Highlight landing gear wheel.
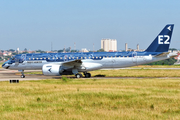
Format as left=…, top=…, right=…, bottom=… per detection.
left=21, top=75, right=25, bottom=78
left=20, top=70, right=25, bottom=78
left=76, top=73, right=82, bottom=78
left=85, top=73, right=91, bottom=78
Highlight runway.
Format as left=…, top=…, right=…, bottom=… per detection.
left=1, top=68, right=180, bottom=82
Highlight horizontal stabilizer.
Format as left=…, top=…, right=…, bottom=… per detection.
left=155, top=52, right=170, bottom=57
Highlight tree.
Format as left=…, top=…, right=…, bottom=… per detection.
left=147, top=58, right=177, bottom=65
left=36, top=50, right=46, bottom=53
left=97, top=49, right=105, bottom=52
left=24, top=48, right=28, bottom=52
left=58, top=50, right=63, bottom=53
left=169, top=48, right=177, bottom=51
left=9, top=49, right=15, bottom=52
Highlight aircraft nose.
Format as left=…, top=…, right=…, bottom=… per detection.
left=2, top=63, right=6, bottom=67
left=2, top=63, right=9, bottom=69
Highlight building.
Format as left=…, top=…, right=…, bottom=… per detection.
left=101, top=39, right=117, bottom=52
left=80, top=48, right=89, bottom=52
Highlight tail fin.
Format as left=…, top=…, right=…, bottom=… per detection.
left=145, top=24, right=174, bottom=52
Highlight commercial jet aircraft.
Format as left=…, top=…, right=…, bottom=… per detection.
left=2, top=24, right=177, bottom=78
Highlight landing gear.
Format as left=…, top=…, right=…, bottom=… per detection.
left=84, top=72, right=91, bottom=78
left=73, top=69, right=91, bottom=78
left=76, top=73, right=82, bottom=78
left=19, top=70, right=25, bottom=78
left=21, top=75, right=25, bottom=78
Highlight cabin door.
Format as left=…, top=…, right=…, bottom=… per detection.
left=132, top=52, right=137, bottom=64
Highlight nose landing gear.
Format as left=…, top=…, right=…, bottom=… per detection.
left=19, top=70, right=25, bottom=78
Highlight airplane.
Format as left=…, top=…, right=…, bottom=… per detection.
left=2, top=24, right=177, bottom=78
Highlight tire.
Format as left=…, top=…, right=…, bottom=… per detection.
left=85, top=73, right=91, bottom=78
left=76, top=74, right=82, bottom=78
left=21, top=75, right=25, bottom=78
left=88, top=73, right=91, bottom=78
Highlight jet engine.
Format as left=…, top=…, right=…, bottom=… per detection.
left=42, top=64, right=63, bottom=76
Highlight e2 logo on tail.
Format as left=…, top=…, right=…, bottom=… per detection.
left=158, top=35, right=170, bottom=44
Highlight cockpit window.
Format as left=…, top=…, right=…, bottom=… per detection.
left=11, top=56, right=15, bottom=60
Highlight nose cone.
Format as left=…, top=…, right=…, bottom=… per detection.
left=2, top=63, right=6, bottom=67
left=2, top=62, right=9, bottom=69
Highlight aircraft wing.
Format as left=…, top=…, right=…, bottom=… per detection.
left=62, top=59, right=82, bottom=66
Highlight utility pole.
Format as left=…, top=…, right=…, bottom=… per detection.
left=93, top=43, right=95, bottom=52
left=74, top=42, right=76, bottom=52
left=51, top=42, right=53, bottom=52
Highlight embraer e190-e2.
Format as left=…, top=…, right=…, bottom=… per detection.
left=2, top=24, right=177, bottom=78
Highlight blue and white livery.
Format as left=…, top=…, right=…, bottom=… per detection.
left=2, top=24, right=176, bottom=78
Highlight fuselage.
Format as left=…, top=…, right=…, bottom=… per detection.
left=2, top=24, right=175, bottom=78
left=2, top=51, right=170, bottom=71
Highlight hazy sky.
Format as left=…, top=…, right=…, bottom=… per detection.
left=0, top=0, right=180, bottom=51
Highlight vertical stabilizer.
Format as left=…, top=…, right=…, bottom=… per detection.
left=145, top=24, right=174, bottom=52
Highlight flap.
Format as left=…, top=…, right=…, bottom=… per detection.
left=62, top=59, right=82, bottom=66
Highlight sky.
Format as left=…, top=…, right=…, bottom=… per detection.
left=0, top=0, right=180, bottom=51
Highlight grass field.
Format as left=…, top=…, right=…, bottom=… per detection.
left=0, top=62, right=3, bottom=68
left=23, top=68, right=180, bottom=78
left=1, top=77, right=180, bottom=120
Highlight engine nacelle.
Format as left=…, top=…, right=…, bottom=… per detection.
left=42, top=64, right=62, bottom=76
left=80, top=63, right=102, bottom=71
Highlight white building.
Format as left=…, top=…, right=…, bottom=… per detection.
left=81, top=48, right=89, bottom=52
left=101, top=39, right=117, bottom=52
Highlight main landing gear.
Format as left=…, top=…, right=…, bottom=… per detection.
left=76, top=73, right=83, bottom=78
left=19, top=70, right=25, bottom=78
left=84, top=72, right=91, bottom=78
left=75, top=72, right=91, bottom=78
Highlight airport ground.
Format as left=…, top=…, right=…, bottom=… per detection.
left=1, top=66, right=180, bottom=119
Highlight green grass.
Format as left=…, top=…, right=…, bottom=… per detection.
left=1, top=78, right=180, bottom=119
left=90, top=69, right=180, bottom=77
left=22, top=67, right=180, bottom=78
left=0, top=62, right=3, bottom=68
